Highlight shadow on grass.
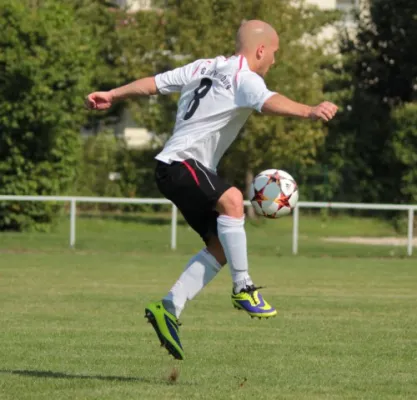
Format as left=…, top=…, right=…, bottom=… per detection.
left=0, top=369, right=191, bottom=385
left=78, top=213, right=188, bottom=227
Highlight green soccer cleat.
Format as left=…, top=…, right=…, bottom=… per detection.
left=231, top=285, right=277, bottom=319
left=144, top=301, right=184, bottom=360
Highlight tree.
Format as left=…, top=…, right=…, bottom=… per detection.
left=73, top=0, right=167, bottom=133
left=390, top=103, right=417, bottom=204
left=322, top=0, right=417, bottom=204
left=75, top=132, right=123, bottom=200
left=307, top=36, right=358, bottom=202
left=0, top=0, right=96, bottom=230
left=71, top=0, right=167, bottom=202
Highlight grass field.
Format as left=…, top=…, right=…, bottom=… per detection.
left=1, top=213, right=416, bottom=399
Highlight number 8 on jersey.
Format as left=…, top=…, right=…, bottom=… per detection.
left=184, top=78, right=213, bottom=120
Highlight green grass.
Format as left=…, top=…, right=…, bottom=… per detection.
left=0, top=214, right=416, bottom=399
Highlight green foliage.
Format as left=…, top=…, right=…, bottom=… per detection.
left=304, top=40, right=358, bottom=202
left=74, top=0, right=167, bottom=133
left=0, top=0, right=95, bottom=230
left=116, top=147, right=161, bottom=200
left=390, top=103, right=417, bottom=203
left=75, top=133, right=123, bottom=200
left=321, top=0, right=417, bottom=204
left=355, top=0, right=417, bottom=105
left=74, top=134, right=161, bottom=211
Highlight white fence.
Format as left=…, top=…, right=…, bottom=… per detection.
left=0, top=195, right=415, bottom=256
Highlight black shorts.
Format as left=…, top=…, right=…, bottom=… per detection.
left=155, top=159, right=232, bottom=244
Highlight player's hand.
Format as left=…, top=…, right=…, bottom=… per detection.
left=309, top=101, right=338, bottom=122
left=85, top=91, right=114, bottom=110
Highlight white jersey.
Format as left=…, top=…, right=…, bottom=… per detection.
left=154, top=55, right=276, bottom=171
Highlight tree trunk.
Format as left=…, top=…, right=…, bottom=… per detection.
left=245, top=168, right=256, bottom=219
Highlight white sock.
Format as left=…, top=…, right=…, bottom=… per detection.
left=217, top=215, right=253, bottom=293
left=163, top=249, right=222, bottom=318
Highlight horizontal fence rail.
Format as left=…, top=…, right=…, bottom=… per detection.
left=0, top=196, right=415, bottom=255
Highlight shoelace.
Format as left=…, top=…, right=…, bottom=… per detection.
left=241, top=284, right=265, bottom=294
left=241, top=285, right=266, bottom=303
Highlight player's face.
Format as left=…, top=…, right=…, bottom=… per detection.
left=257, top=36, right=279, bottom=77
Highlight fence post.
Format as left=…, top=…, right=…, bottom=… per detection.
left=171, top=204, right=177, bottom=250
left=407, top=208, right=414, bottom=256
left=292, top=204, right=299, bottom=255
left=70, top=199, right=76, bottom=248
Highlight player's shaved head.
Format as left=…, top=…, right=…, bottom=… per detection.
left=236, top=20, right=278, bottom=53
left=235, top=20, right=279, bottom=77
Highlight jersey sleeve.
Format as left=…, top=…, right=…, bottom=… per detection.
left=236, top=71, right=276, bottom=112
left=154, top=59, right=205, bottom=94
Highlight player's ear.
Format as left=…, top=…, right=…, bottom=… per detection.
left=256, top=45, right=265, bottom=60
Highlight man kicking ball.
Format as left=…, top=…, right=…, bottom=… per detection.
left=86, top=20, right=338, bottom=360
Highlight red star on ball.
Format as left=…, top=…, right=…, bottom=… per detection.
left=267, top=171, right=281, bottom=185
left=274, top=193, right=291, bottom=210
left=251, top=187, right=268, bottom=208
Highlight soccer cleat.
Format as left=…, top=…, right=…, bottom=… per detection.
left=231, top=285, right=277, bottom=318
left=144, top=301, right=184, bottom=361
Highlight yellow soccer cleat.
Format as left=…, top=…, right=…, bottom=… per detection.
left=144, top=301, right=184, bottom=360
left=231, top=285, right=277, bottom=319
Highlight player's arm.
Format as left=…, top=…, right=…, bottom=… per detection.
left=86, top=77, right=158, bottom=110
left=86, top=59, right=203, bottom=111
left=262, top=94, right=338, bottom=122
left=110, top=77, right=158, bottom=100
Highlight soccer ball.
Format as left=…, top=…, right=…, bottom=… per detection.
left=249, top=169, right=299, bottom=218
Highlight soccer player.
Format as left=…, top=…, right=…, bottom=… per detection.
left=86, top=20, right=338, bottom=360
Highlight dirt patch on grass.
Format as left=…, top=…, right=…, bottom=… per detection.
left=322, top=237, right=417, bottom=246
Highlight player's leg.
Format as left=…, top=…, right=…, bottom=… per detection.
left=159, top=160, right=276, bottom=319
left=145, top=161, right=226, bottom=360
left=216, top=187, right=277, bottom=318
left=216, top=188, right=252, bottom=291
left=162, top=240, right=225, bottom=318
left=145, top=161, right=189, bottom=360
left=146, top=235, right=225, bottom=360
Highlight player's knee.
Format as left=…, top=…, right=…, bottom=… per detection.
left=216, top=187, right=244, bottom=217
